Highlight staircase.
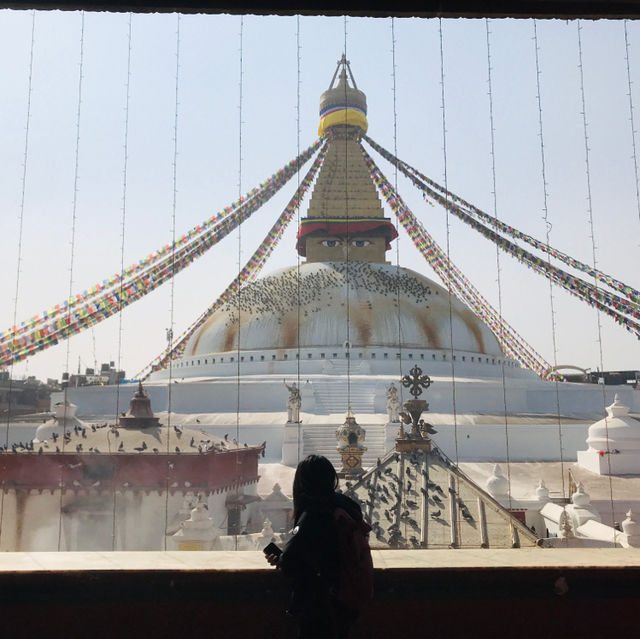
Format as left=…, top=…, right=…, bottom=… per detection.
left=311, top=377, right=377, bottom=414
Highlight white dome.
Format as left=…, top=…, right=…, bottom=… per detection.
left=186, top=262, right=503, bottom=357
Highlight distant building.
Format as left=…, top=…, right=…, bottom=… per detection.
left=0, top=370, right=55, bottom=416
left=0, top=383, right=264, bottom=551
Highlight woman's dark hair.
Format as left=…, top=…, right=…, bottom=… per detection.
left=292, top=455, right=339, bottom=524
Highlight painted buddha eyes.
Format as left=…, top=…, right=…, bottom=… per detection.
left=320, top=239, right=371, bottom=248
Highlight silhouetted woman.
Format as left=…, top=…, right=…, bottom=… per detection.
left=265, top=455, right=364, bottom=639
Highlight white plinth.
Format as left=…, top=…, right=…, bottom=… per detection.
left=386, top=421, right=401, bottom=450
left=281, top=422, right=303, bottom=467
left=577, top=449, right=640, bottom=476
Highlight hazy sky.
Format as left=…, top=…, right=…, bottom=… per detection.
left=1, top=10, right=639, bottom=382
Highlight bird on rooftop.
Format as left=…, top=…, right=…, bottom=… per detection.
left=118, top=441, right=124, bottom=452
left=175, top=447, right=180, bottom=453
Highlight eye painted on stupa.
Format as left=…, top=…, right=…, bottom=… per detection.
left=321, top=239, right=343, bottom=248
left=351, top=239, right=371, bottom=248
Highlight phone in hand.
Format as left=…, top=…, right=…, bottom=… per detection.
left=263, top=542, right=282, bottom=557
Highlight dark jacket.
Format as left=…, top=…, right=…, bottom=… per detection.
left=279, top=492, right=363, bottom=619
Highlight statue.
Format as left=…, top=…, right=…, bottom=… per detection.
left=386, top=382, right=400, bottom=423
left=284, top=380, right=302, bottom=423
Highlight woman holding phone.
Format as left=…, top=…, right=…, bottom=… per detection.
left=264, top=455, right=367, bottom=639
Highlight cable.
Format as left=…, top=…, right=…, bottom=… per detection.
left=58, top=10, right=85, bottom=551
left=391, top=17, right=403, bottom=407
left=295, top=14, right=302, bottom=464
left=533, top=20, right=566, bottom=509
left=235, top=14, right=244, bottom=545
left=343, top=18, right=352, bottom=415
left=164, top=12, right=181, bottom=550
left=438, top=18, right=460, bottom=478
left=576, top=20, right=615, bottom=537
left=486, top=18, right=513, bottom=514
left=624, top=20, right=640, bottom=235
left=0, top=9, right=36, bottom=547
left=110, top=11, right=133, bottom=552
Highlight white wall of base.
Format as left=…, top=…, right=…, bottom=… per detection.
left=577, top=449, right=640, bottom=475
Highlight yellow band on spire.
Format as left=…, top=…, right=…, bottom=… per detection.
left=318, top=108, right=368, bottom=136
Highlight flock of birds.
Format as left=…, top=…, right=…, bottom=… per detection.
left=345, top=448, right=476, bottom=549
left=211, top=261, right=437, bottom=336
left=2, top=420, right=257, bottom=457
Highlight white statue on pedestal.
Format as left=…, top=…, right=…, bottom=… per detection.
left=386, top=383, right=400, bottom=423
left=284, top=380, right=302, bottom=423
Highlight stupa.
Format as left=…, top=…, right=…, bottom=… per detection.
left=59, top=57, right=638, bottom=467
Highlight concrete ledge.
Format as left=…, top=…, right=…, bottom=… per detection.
left=0, top=550, right=638, bottom=638
left=2, top=548, right=640, bottom=572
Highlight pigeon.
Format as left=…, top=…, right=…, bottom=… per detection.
left=461, top=509, right=474, bottom=522
left=430, top=510, right=442, bottom=519
left=118, top=441, right=124, bottom=452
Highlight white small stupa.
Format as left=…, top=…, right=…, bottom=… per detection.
left=172, top=500, right=217, bottom=550
left=621, top=510, right=640, bottom=548
left=33, top=400, right=86, bottom=444
left=577, top=394, right=640, bottom=475
left=485, top=464, right=510, bottom=503
left=564, top=482, right=601, bottom=529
